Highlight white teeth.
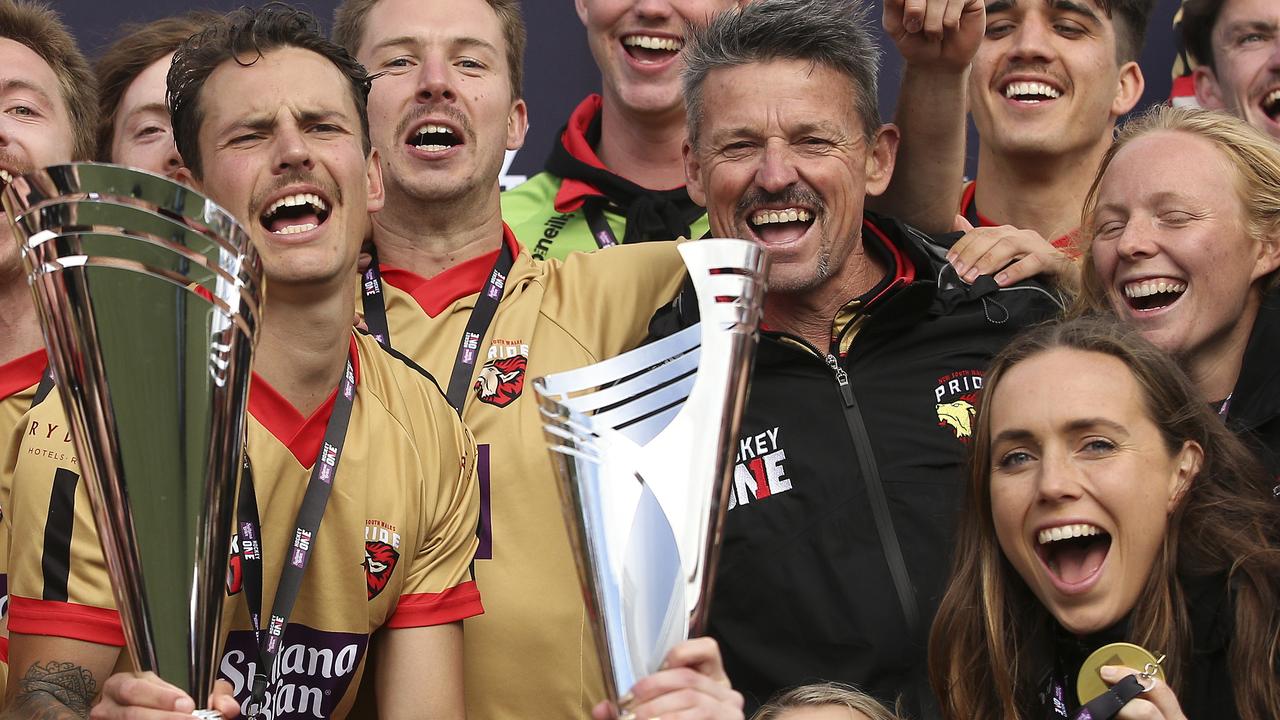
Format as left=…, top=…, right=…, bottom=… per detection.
left=750, top=207, right=813, bottom=226
left=1003, top=81, right=1061, bottom=101
left=0, top=168, right=12, bottom=185
left=622, top=34, right=683, bottom=51
left=1037, top=523, right=1105, bottom=545
left=1265, top=89, right=1280, bottom=108
left=420, top=145, right=450, bottom=152
left=1123, top=280, right=1187, bottom=298
left=263, top=193, right=329, bottom=220
left=415, top=123, right=454, bottom=136
left=273, top=223, right=318, bottom=235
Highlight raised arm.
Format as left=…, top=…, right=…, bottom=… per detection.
left=871, top=0, right=985, bottom=234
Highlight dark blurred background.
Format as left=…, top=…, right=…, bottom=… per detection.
left=55, top=0, right=1186, bottom=181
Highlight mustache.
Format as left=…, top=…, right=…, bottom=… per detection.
left=994, top=62, right=1069, bottom=90
left=736, top=186, right=824, bottom=217
left=395, top=104, right=473, bottom=143
left=248, top=169, right=343, bottom=220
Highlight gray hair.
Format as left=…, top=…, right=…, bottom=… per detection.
left=751, top=682, right=904, bottom=720
left=681, top=0, right=882, bottom=148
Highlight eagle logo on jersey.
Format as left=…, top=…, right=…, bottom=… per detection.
left=365, top=541, right=400, bottom=600
left=934, top=370, right=984, bottom=443
left=474, top=354, right=527, bottom=407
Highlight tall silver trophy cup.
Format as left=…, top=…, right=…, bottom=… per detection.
left=3, top=163, right=261, bottom=717
left=535, top=239, right=767, bottom=713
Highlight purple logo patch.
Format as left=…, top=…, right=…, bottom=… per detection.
left=220, top=624, right=368, bottom=720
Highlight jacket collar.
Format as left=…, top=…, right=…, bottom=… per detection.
left=1226, top=292, right=1280, bottom=431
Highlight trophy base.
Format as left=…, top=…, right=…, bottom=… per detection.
left=192, top=711, right=223, bottom=719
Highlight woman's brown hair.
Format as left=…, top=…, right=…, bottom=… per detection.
left=928, top=317, right=1280, bottom=720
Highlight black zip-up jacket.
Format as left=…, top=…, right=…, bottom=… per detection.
left=1225, top=291, right=1280, bottom=497
left=649, top=212, right=1064, bottom=718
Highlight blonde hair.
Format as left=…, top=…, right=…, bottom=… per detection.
left=1076, top=105, right=1280, bottom=316
left=752, top=682, right=903, bottom=720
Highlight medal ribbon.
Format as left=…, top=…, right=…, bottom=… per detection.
left=235, top=354, right=357, bottom=714
left=360, top=240, right=515, bottom=414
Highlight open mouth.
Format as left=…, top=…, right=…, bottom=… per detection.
left=408, top=122, right=463, bottom=153
left=621, top=34, right=683, bottom=64
left=259, top=192, right=331, bottom=236
left=1123, top=278, right=1186, bottom=312
left=1036, top=523, right=1111, bottom=588
left=1259, top=88, right=1280, bottom=123
left=749, top=206, right=815, bottom=245
left=1002, top=80, right=1062, bottom=105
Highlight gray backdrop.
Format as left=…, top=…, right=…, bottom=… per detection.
left=56, top=0, right=1185, bottom=180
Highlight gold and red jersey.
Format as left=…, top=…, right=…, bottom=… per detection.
left=4, top=333, right=480, bottom=719
left=367, top=225, right=686, bottom=718
left=0, top=348, right=48, bottom=693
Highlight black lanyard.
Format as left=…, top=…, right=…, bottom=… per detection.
left=582, top=198, right=619, bottom=250
left=31, top=365, right=55, bottom=409
left=360, top=240, right=515, bottom=413
left=1043, top=667, right=1146, bottom=719
left=235, top=355, right=357, bottom=711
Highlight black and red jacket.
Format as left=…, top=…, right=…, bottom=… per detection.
left=650, top=212, right=1063, bottom=717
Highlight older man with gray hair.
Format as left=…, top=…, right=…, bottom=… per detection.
left=647, top=0, right=1061, bottom=715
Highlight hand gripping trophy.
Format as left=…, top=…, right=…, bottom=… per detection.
left=535, top=239, right=767, bottom=717
left=3, top=163, right=261, bottom=718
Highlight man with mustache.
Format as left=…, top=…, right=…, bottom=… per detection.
left=0, top=0, right=96, bottom=701
left=935, top=0, right=1154, bottom=288
left=332, top=0, right=727, bottom=717
left=654, top=0, right=1063, bottom=714
left=502, top=0, right=986, bottom=261
left=4, top=7, right=483, bottom=718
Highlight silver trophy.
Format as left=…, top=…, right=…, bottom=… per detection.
left=3, top=163, right=261, bottom=718
left=535, top=239, right=767, bottom=712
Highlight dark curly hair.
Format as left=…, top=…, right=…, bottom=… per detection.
left=167, top=3, right=372, bottom=178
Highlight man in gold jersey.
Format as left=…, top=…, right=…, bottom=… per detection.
left=329, top=1, right=733, bottom=717
left=0, top=0, right=97, bottom=701
left=4, top=8, right=482, bottom=718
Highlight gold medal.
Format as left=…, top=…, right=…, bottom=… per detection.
left=1077, top=642, right=1166, bottom=705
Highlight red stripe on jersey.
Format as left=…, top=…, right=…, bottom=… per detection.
left=249, top=335, right=360, bottom=467
left=0, top=349, right=46, bottom=400
left=386, top=581, right=484, bottom=628
left=379, top=225, right=522, bottom=317
left=0, top=635, right=8, bottom=662
left=9, top=595, right=125, bottom=646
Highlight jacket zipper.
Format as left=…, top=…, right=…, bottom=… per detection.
left=822, top=350, right=920, bottom=638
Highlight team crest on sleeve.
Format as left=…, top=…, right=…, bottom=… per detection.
left=365, top=520, right=401, bottom=600
left=474, top=340, right=530, bottom=408
left=934, top=370, right=984, bottom=442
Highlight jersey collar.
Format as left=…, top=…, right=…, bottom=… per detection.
left=378, top=224, right=521, bottom=318
left=0, top=349, right=47, bottom=401
left=249, top=334, right=360, bottom=467
left=961, top=180, right=1081, bottom=256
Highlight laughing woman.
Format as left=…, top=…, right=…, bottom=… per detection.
left=928, top=318, right=1280, bottom=720
left=1074, top=105, right=1280, bottom=485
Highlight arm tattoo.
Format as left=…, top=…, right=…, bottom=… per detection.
left=9, top=660, right=97, bottom=719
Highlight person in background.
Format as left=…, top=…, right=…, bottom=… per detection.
left=1181, top=0, right=1280, bottom=142
left=93, top=11, right=219, bottom=176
